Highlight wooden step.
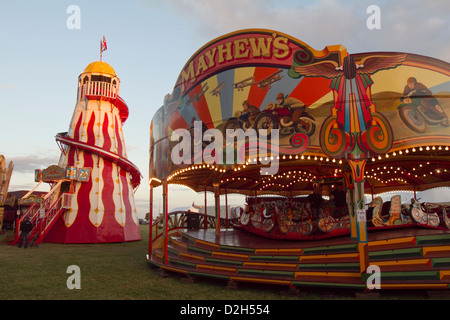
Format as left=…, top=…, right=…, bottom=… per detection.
left=423, top=246, right=450, bottom=257
left=301, top=243, right=358, bottom=255
left=297, top=262, right=361, bottom=272
left=378, top=283, right=448, bottom=290
left=368, top=236, right=416, bottom=251
left=369, top=247, right=423, bottom=260
left=415, top=234, right=450, bottom=246
left=299, top=252, right=360, bottom=263
left=369, top=258, right=432, bottom=272
left=431, top=257, right=450, bottom=268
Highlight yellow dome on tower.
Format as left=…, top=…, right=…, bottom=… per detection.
left=82, top=61, right=116, bottom=76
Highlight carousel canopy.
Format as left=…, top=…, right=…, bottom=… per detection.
left=149, top=29, right=450, bottom=197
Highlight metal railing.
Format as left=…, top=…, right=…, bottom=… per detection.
left=14, top=192, right=72, bottom=245
left=78, top=81, right=118, bottom=101
left=150, top=210, right=239, bottom=243
left=35, top=194, right=70, bottom=245
left=15, top=194, right=53, bottom=242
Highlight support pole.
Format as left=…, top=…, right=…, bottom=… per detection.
left=225, top=188, right=228, bottom=228
left=343, top=167, right=357, bottom=240
left=348, top=159, right=368, bottom=243
left=149, top=183, right=153, bottom=257
left=162, top=179, right=168, bottom=264
left=213, top=183, right=220, bottom=238
left=204, top=185, right=208, bottom=229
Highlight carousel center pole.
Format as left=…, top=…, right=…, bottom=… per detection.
left=348, top=159, right=368, bottom=243
left=348, top=158, right=370, bottom=273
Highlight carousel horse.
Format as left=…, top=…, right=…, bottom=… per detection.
left=388, top=195, right=412, bottom=225
left=233, top=206, right=244, bottom=219
left=372, top=195, right=412, bottom=227
left=443, top=207, right=450, bottom=229
left=371, top=197, right=386, bottom=227
left=411, top=198, right=440, bottom=227
left=250, top=210, right=262, bottom=229
left=240, top=205, right=251, bottom=226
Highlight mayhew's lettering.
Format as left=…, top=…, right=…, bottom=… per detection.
left=177, top=33, right=291, bottom=93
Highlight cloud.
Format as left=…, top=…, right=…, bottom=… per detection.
left=164, top=0, right=358, bottom=45
left=9, top=153, right=60, bottom=173
left=0, top=83, right=18, bottom=90
left=8, top=180, right=42, bottom=192
left=366, top=0, right=450, bottom=61
left=163, top=0, right=450, bottom=62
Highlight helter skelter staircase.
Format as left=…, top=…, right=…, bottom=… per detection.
left=13, top=180, right=73, bottom=247
left=148, top=224, right=450, bottom=295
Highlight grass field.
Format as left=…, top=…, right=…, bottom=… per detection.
left=1, top=225, right=441, bottom=302
left=0, top=225, right=318, bottom=300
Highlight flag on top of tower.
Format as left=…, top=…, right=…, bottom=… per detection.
left=100, top=36, right=107, bottom=61
left=101, top=36, right=107, bottom=53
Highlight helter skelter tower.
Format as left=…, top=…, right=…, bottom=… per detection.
left=44, top=60, right=142, bottom=243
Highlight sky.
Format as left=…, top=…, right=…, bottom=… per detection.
left=1, top=0, right=450, bottom=218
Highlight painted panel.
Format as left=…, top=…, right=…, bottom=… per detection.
left=150, top=29, right=450, bottom=180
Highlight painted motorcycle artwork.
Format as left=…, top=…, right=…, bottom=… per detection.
left=398, top=76, right=449, bottom=133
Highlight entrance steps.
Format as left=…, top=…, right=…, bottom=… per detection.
left=148, top=230, right=450, bottom=293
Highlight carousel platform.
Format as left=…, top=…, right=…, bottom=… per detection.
left=147, top=225, right=450, bottom=293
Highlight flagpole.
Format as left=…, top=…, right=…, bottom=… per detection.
left=100, top=40, right=102, bottom=61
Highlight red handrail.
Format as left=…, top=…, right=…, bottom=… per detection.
left=35, top=194, right=67, bottom=245
left=14, top=200, right=47, bottom=244
left=14, top=192, right=71, bottom=246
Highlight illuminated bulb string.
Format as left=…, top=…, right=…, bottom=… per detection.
left=167, top=146, right=450, bottom=188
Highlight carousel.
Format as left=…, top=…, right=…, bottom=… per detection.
left=148, top=29, right=450, bottom=292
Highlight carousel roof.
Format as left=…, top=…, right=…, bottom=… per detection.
left=364, top=146, right=450, bottom=194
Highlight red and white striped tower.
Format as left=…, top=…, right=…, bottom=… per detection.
left=44, top=61, right=142, bottom=243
